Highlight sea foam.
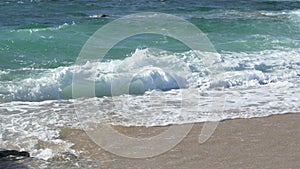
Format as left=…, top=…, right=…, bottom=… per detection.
left=0, top=48, right=299, bottom=102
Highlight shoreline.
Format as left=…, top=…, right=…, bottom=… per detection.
left=1, top=113, right=299, bottom=168
left=64, top=112, right=300, bottom=168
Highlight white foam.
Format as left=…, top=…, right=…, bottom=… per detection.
left=289, top=9, right=300, bottom=22
left=74, top=78, right=300, bottom=127
left=260, top=9, right=300, bottom=23
left=1, top=48, right=193, bottom=101
left=72, top=49, right=299, bottom=126
left=32, top=148, right=54, bottom=161
left=1, top=48, right=299, bottom=102
left=0, top=100, right=79, bottom=160
left=1, top=47, right=299, bottom=160
left=0, top=70, right=9, bottom=75
left=10, top=22, right=74, bottom=33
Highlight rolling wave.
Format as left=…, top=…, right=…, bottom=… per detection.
left=0, top=48, right=299, bottom=102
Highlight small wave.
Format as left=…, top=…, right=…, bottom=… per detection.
left=0, top=70, right=9, bottom=75
left=260, top=9, right=300, bottom=22
left=189, top=9, right=292, bottom=20
left=11, top=22, right=75, bottom=33
left=289, top=9, right=300, bottom=22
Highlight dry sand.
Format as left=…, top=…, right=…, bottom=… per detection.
left=63, top=113, right=300, bottom=168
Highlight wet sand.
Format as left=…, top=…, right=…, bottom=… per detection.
left=1, top=113, right=299, bottom=168
left=63, top=113, right=300, bottom=168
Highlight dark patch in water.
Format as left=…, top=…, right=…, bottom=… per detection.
left=254, top=63, right=272, bottom=72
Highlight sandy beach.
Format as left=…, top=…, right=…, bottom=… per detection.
left=31, top=113, right=300, bottom=168
left=1, top=113, right=300, bottom=168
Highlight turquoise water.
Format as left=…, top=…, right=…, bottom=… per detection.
left=1, top=1, right=299, bottom=101
left=0, top=0, right=299, bottom=166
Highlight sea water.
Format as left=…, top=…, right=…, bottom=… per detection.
left=0, top=0, right=299, bottom=166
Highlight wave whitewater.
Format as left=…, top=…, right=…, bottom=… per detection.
left=0, top=48, right=299, bottom=102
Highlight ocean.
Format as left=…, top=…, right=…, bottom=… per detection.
left=0, top=0, right=299, bottom=168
